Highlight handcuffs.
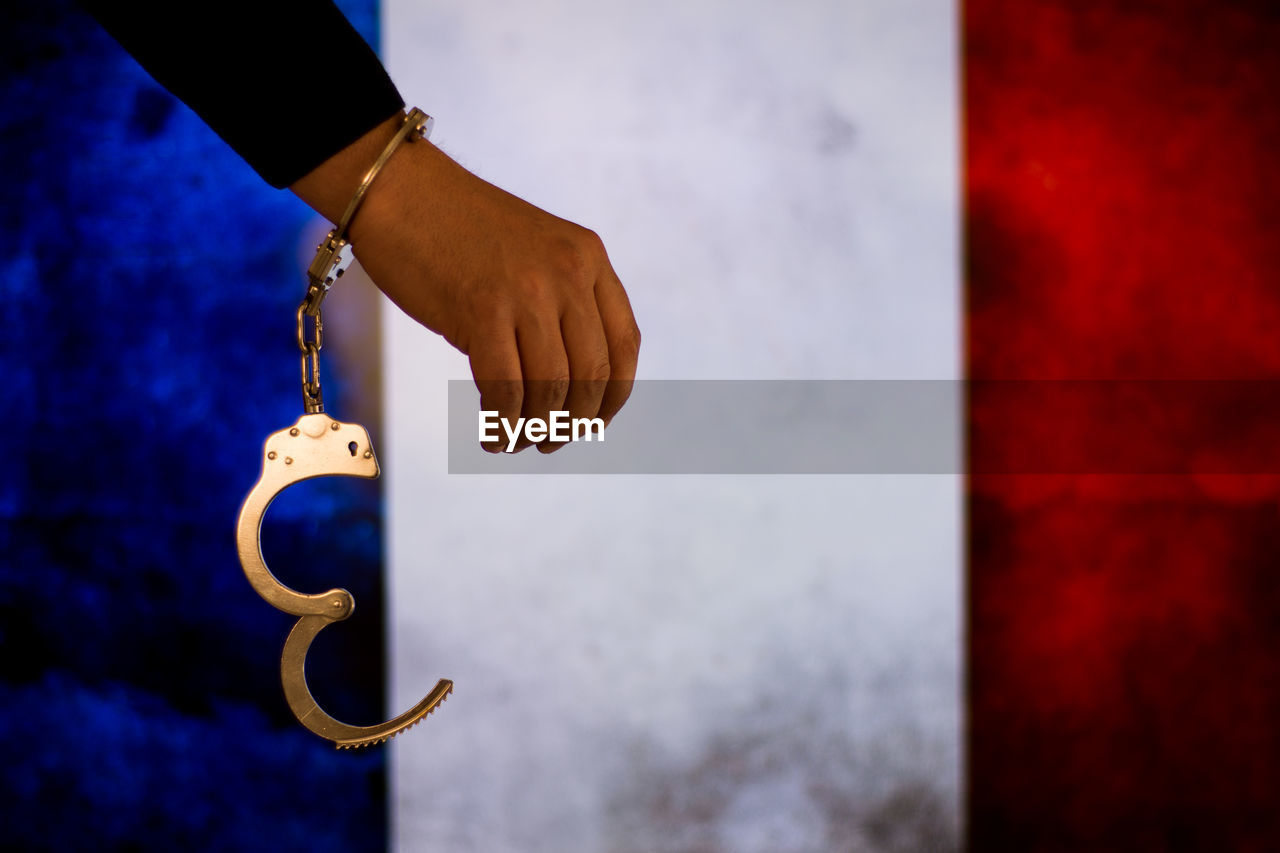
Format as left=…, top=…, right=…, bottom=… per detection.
left=235, top=109, right=452, bottom=748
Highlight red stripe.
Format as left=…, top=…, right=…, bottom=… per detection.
left=966, top=0, right=1280, bottom=847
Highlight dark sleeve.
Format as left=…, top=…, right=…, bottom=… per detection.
left=81, top=0, right=406, bottom=188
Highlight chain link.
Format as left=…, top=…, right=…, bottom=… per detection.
left=297, top=294, right=326, bottom=413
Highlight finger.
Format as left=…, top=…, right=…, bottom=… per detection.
left=594, top=269, right=641, bottom=425
left=514, top=318, right=570, bottom=453
left=540, top=301, right=610, bottom=453
left=469, top=324, right=523, bottom=453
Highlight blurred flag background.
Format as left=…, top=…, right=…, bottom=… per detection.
left=966, top=2, right=1280, bottom=848
left=3, top=0, right=1278, bottom=850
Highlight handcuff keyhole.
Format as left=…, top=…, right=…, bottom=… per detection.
left=348, top=441, right=358, bottom=457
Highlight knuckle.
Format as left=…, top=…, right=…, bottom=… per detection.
left=527, top=374, right=570, bottom=410
left=480, top=379, right=522, bottom=412
left=579, top=228, right=606, bottom=255
left=556, top=231, right=603, bottom=285
left=583, top=355, right=612, bottom=382
left=515, top=230, right=606, bottom=300
left=513, top=269, right=554, bottom=302
left=616, top=323, right=641, bottom=359
left=557, top=245, right=590, bottom=283
left=543, top=375, right=571, bottom=404
left=472, top=298, right=512, bottom=325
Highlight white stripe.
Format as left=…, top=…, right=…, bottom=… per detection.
left=383, top=1, right=960, bottom=848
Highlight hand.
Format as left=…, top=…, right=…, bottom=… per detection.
left=291, top=114, right=640, bottom=453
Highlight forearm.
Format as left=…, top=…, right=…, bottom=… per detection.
left=80, top=0, right=404, bottom=188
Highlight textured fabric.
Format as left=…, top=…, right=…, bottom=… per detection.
left=81, top=0, right=405, bottom=187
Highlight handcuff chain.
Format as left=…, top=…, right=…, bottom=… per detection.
left=298, top=297, right=325, bottom=413
left=295, top=108, right=434, bottom=413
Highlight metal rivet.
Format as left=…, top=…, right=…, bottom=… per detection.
left=267, top=451, right=277, bottom=460
left=284, top=457, right=293, bottom=465
left=289, top=427, right=300, bottom=436
left=331, top=422, right=340, bottom=431
left=363, top=451, right=373, bottom=459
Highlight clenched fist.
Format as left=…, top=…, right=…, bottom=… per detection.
left=292, top=113, right=640, bottom=453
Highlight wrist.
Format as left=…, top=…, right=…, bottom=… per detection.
left=289, top=111, right=407, bottom=224
left=292, top=109, right=436, bottom=320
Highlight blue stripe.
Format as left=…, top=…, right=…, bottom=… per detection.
left=1, top=1, right=388, bottom=848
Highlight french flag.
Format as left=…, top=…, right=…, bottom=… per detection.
left=2, top=0, right=1277, bottom=849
